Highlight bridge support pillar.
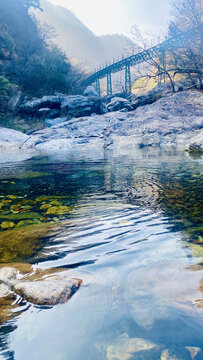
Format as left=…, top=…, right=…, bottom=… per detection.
left=107, top=72, right=112, bottom=95
left=125, top=63, right=131, bottom=93
left=95, top=78, right=100, bottom=95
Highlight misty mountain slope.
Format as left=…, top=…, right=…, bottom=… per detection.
left=35, top=0, right=134, bottom=69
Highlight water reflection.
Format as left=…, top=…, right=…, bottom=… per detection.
left=0, top=148, right=202, bottom=359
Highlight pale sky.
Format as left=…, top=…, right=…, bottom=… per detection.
left=47, top=0, right=171, bottom=37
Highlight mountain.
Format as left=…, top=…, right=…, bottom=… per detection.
left=35, top=0, right=135, bottom=70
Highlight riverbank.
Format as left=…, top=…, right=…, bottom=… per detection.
left=0, top=88, right=202, bottom=155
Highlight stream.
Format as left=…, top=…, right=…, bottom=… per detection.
left=0, top=147, right=202, bottom=360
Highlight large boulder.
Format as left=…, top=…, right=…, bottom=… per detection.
left=131, top=89, right=162, bottom=110
left=14, top=277, right=82, bottom=305
left=107, top=97, right=133, bottom=112
left=0, top=266, right=82, bottom=306
left=19, top=94, right=65, bottom=115
left=61, top=95, right=101, bottom=117
left=44, top=117, right=67, bottom=127
left=19, top=94, right=102, bottom=119
left=83, top=85, right=100, bottom=97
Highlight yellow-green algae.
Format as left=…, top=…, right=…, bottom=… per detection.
left=0, top=223, right=56, bottom=263
left=1, top=221, right=15, bottom=230
left=0, top=192, right=75, bottom=232
left=9, top=171, right=48, bottom=179
left=45, top=205, right=73, bottom=216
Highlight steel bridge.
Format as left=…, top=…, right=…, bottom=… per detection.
left=83, top=27, right=199, bottom=95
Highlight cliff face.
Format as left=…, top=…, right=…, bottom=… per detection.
left=35, top=0, right=134, bottom=69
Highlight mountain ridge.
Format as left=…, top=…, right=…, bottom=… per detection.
left=35, top=0, right=135, bottom=69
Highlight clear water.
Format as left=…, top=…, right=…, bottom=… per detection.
left=0, top=148, right=203, bottom=360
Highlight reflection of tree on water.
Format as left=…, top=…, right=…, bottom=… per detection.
left=104, top=158, right=202, bottom=230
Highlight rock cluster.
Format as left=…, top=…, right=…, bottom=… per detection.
left=19, top=92, right=103, bottom=126
left=0, top=266, right=82, bottom=306
left=1, top=85, right=202, bottom=152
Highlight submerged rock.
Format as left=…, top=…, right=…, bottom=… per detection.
left=106, top=333, right=157, bottom=360
left=0, top=223, right=56, bottom=263
left=160, top=349, right=183, bottom=360
left=185, top=347, right=201, bottom=359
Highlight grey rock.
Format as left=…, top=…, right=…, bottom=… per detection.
left=131, top=89, right=162, bottom=110
left=44, top=117, right=67, bottom=127
left=106, top=333, right=157, bottom=360
left=14, top=277, right=82, bottom=305
left=107, top=97, right=132, bottom=112
left=0, top=267, right=19, bottom=284
left=185, top=129, right=203, bottom=152
left=61, top=95, right=101, bottom=117
left=19, top=95, right=64, bottom=114
left=0, top=266, right=82, bottom=306
left=0, top=127, right=29, bottom=150
left=83, top=85, right=100, bottom=97
left=0, top=283, right=11, bottom=298
left=1, top=89, right=202, bottom=152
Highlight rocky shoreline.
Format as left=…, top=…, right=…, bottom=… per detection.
left=0, top=85, right=203, bottom=155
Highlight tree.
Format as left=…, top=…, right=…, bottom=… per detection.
left=0, top=26, right=14, bottom=61
left=168, top=0, right=203, bottom=88
left=130, top=26, right=177, bottom=92
left=130, top=0, right=202, bottom=93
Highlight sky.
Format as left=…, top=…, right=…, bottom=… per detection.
left=47, top=0, right=171, bottom=37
